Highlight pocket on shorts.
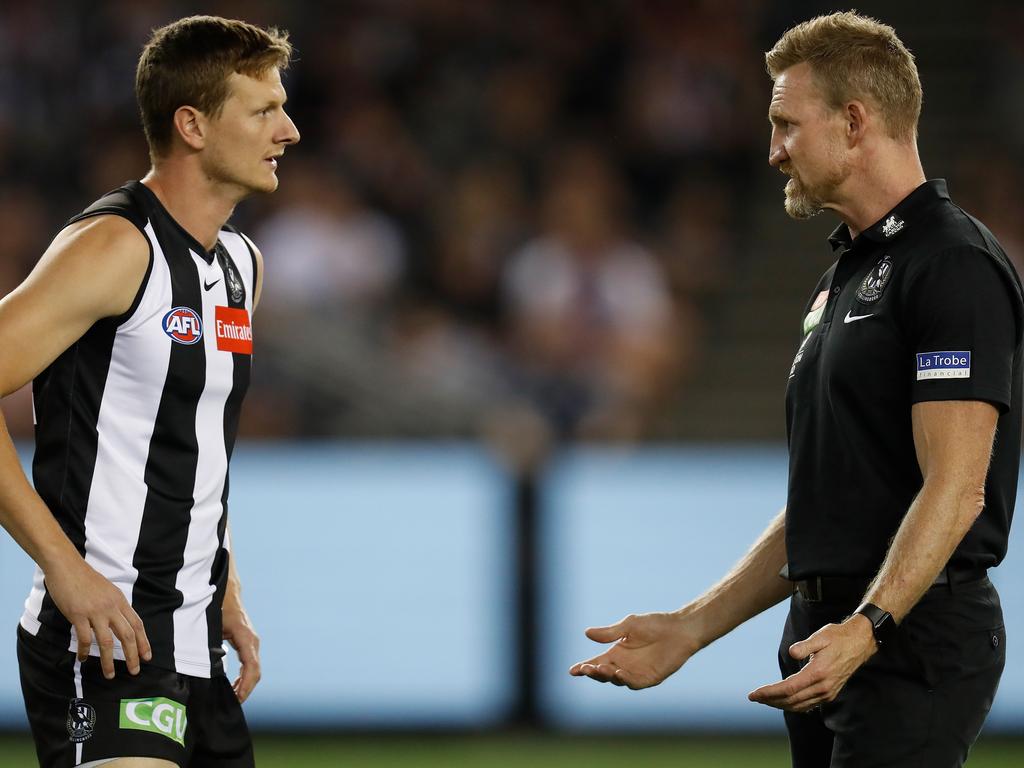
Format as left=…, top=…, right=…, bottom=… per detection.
left=901, top=581, right=1006, bottom=690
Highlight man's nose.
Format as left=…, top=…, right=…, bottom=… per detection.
left=279, top=112, right=300, bottom=145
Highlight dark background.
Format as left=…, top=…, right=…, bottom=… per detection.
left=2, top=0, right=1021, bottom=451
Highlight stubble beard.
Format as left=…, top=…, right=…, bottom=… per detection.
left=783, top=176, right=825, bottom=219
left=782, top=155, right=850, bottom=220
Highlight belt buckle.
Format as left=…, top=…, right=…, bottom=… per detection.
left=797, top=576, right=823, bottom=602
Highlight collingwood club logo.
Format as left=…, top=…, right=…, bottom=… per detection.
left=225, top=262, right=244, bottom=303
left=856, top=254, right=894, bottom=304
left=67, top=698, right=97, bottom=743
left=214, top=243, right=245, bottom=304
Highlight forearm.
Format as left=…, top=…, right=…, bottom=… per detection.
left=0, top=408, right=80, bottom=572
left=864, top=478, right=983, bottom=622
left=222, top=524, right=245, bottom=613
left=675, top=508, right=793, bottom=649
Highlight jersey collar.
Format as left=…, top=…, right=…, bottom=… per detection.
left=827, top=179, right=951, bottom=253
left=131, top=181, right=219, bottom=264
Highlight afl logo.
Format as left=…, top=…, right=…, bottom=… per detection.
left=162, top=307, right=203, bottom=345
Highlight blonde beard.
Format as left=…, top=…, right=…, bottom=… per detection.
left=783, top=177, right=826, bottom=219
left=782, top=151, right=851, bottom=220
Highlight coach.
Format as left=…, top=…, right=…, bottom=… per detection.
left=570, top=12, right=1023, bottom=767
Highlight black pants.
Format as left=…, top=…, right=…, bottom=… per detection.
left=780, top=577, right=1005, bottom=768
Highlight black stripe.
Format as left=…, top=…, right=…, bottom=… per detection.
left=206, top=243, right=252, bottom=668
left=33, top=320, right=120, bottom=642
left=33, top=193, right=153, bottom=643
left=130, top=227, right=206, bottom=671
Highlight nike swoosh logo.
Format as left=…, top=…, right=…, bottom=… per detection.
left=844, top=310, right=875, bottom=324
left=203, top=279, right=221, bottom=291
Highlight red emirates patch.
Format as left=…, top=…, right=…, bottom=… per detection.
left=215, top=306, right=253, bottom=354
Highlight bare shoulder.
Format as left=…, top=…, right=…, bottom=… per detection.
left=27, top=214, right=151, bottom=318
left=49, top=214, right=150, bottom=272
left=0, top=215, right=153, bottom=394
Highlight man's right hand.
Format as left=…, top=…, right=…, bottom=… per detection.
left=43, top=557, right=151, bottom=679
left=568, top=611, right=700, bottom=690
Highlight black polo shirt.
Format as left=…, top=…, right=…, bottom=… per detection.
left=784, top=180, right=1024, bottom=579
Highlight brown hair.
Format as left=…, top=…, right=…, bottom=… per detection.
left=765, top=11, right=921, bottom=142
left=136, top=15, right=293, bottom=158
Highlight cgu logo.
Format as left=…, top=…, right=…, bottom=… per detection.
left=162, top=307, right=203, bottom=345
left=119, top=697, right=188, bottom=746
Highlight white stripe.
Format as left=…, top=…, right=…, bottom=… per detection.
left=73, top=223, right=172, bottom=659
left=170, top=250, right=233, bottom=676
left=20, top=567, right=46, bottom=633
left=74, top=658, right=83, bottom=765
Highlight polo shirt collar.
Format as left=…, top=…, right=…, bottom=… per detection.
left=827, top=179, right=951, bottom=253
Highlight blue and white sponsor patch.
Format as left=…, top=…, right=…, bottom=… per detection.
left=916, top=351, right=970, bottom=380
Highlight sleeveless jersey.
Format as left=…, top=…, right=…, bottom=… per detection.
left=20, top=181, right=256, bottom=678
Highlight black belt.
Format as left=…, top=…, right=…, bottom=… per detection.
left=794, top=565, right=987, bottom=603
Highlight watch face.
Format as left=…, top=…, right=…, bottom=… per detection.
left=855, top=602, right=898, bottom=646
left=873, top=612, right=898, bottom=646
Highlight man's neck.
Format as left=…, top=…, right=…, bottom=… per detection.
left=830, top=144, right=926, bottom=240
left=141, top=162, right=241, bottom=252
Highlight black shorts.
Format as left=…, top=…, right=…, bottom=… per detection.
left=779, top=576, right=1005, bottom=768
left=17, top=626, right=254, bottom=768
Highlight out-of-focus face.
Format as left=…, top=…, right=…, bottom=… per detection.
left=201, top=67, right=300, bottom=196
left=767, top=62, right=850, bottom=219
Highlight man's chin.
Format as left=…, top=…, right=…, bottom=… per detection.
left=246, top=174, right=279, bottom=195
left=784, top=193, right=824, bottom=220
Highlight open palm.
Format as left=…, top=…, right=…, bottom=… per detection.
left=569, top=611, right=700, bottom=690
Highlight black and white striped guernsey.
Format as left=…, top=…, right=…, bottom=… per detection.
left=20, top=181, right=257, bottom=678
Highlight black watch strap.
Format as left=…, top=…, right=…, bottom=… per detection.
left=854, top=602, right=898, bottom=646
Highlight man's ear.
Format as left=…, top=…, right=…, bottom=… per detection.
left=844, top=100, right=869, bottom=148
left=172, top=105, right=207, bottom=151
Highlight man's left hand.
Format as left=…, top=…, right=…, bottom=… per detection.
left=748, top=614, right=877, bottom=712
left=223, top=606, right=261, bottom=703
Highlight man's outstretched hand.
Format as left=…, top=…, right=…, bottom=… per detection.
left=569, top=611, right=700, bottom=690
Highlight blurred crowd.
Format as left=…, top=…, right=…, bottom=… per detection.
left=1, top=0, right=1022, bottom=449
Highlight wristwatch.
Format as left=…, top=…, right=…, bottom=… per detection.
left=853, top=602, right=898, bottom=646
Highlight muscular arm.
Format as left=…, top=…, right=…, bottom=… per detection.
left=750, top=399, right=997, bottom=711
left=571, top=509, right=793, bottom=689
left=0, top=215, right=152, bottom=677
left=864, top=400, right=996, bottom=619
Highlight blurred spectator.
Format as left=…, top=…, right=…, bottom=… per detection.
left=0, top=187, right=49, bottom=438
left=257, top=159, right=406, bottom=313
left=5, top=0, right=1008, bottom=442
left=502, top=144, right=683, bottom=440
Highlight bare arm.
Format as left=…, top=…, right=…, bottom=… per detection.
left=679, top=508, right=792, bottom=647
left=0, top=215, right=152, bottom=678
left=220, top=239, right=263, bottom=702
left=221, top=524, right=261, bottom=702
left=750, top=399, right=996, bottom=711
left=571, top=508, right=792, bottom=689
left=864, top=400, right=996, bottom=619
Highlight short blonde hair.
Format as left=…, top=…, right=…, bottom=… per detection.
left=765, top=11, right=921, bottom=142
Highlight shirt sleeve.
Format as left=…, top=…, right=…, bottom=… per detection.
left=902, top=246, right=1019, bottom=413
